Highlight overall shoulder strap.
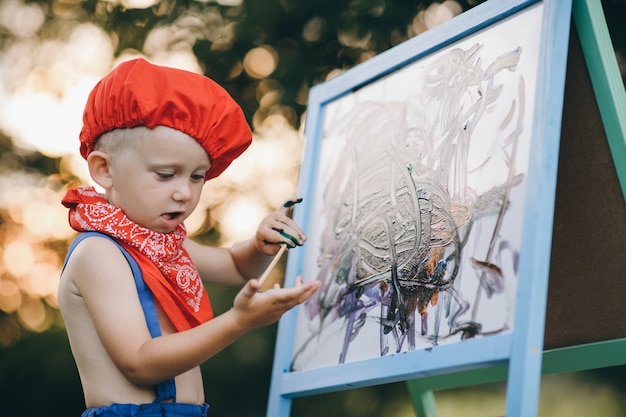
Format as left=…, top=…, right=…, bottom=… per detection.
left=63, top=231, right=176, bottom=402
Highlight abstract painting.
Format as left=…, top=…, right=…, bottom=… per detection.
left=291, top=3, right=543, bottom=371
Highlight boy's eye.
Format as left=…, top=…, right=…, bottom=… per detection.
left=191, top=173, right=206, bottom=181
left=156, top=172, right=174, bottom=179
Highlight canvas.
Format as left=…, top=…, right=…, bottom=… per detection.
left=292, top=3, right=542, bottom=371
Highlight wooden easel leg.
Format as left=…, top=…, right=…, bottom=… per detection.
left=406, top=380, right=439, bottom=417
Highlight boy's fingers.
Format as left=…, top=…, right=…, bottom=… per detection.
left=277, top=280, right=320, bottom=306
left=279, top=197, right=303, bottom=215
left=242, top=279, right=260, bottom=297
left=300, top=281, right=321, bottom=299
left=275, top=229, right=300, bottom=247
left=290, top=286, right=319, bottom=306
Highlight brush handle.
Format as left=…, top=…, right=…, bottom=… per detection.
left=257, top=244, right=288, bottom=288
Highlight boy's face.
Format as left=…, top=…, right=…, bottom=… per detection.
left=105, top=126, right=211, bottom=233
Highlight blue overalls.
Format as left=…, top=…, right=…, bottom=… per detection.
left=64, top=232, right=210, bottom=417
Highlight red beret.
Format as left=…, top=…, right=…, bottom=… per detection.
left=80, top=58, right=252, bottom=180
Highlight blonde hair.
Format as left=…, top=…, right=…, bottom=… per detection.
left=94, top=127, right=151, bottom=156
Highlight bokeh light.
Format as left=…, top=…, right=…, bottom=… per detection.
left=412, top=1, right=463, bottom=35
left=243, top=45, right=279, bottom=79
left=122, top=0, right=159, bottom=9
left=0, top=0, right=44, bottom=37
left=3, top=240, right=34, bottom=277
left=302, top=16, right=327, bottom=43
left=0, top=280, right=22, bottom=314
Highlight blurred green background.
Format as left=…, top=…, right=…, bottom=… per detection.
left=1, top=0, right=625, bottom=416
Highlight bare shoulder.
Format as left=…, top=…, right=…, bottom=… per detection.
left=59, top=234, right=138, bottom=320
left=59, top=232, right=143, bottom=307
left=62, top=235, right=130, bottom=289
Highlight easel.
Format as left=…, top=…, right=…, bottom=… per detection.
left=265, top=0, right=626, bottom=416
left=407, top=0, right=626, bottom=414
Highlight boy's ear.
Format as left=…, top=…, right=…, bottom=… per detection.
left=87, top=151, right=114, bottom=189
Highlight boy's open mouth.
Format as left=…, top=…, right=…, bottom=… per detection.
left=162, top=212, right=183, bottom=221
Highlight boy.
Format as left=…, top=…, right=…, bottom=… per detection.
left=58, top=58, right=320, bottom=417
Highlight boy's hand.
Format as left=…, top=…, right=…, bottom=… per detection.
left=231, top=276, right=320, bottom=331
left=256, top=198, right=306, bottom=255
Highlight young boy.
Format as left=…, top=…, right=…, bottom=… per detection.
left=58, top=58, right=320, bottom=417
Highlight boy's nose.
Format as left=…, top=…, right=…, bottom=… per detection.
left=172, top=182, right=193, bottom=201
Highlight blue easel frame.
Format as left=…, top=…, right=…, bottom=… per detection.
left=267, top=1, right=573, bottom=416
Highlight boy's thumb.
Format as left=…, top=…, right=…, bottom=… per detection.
left=244, top=279, right=261, bottom=296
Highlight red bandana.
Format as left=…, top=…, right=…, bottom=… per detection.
left=62, top=186, right=213, bottom=331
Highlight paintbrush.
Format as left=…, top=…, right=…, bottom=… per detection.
left=257, top=197, right=303, bottom=289
left=257, top=244, right=288, bottom=288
